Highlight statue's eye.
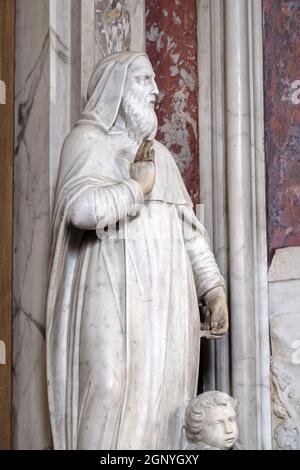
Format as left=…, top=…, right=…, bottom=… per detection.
left=229, top=417, right=237, bottom=422
left=136, top=75, right=150, bottom=83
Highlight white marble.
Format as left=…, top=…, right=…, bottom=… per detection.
left=198, top=0, right=271, bottom=449
left=184, top=392, right=239, bottom=450
left=49, top=0, right=72, bottom=209
left=13, top=0, right=149, bottom=450
left=268, top=247, right=300, bottom=282
left=249, top=1, right=272, bottom=450
left=269, top=247, right=300, bottom=450
left=14, top=0, right=53, bottom=449
left=127, top=0, right=145, bottom=52
left=46, top=51, right=227, bottom=450
left=224, top=0, right=271, bottom=450
left=13, top=0, right=78, bottom=449
left=197, top=0, right=229, bottom=393
left=81, top=0, right=97, bottom=105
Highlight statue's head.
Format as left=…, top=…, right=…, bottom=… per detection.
left=83, top=51, right=158, bottom=143
left=185, top=391, right=239, bottom=450
left=119, top=54, right=158, bottom=143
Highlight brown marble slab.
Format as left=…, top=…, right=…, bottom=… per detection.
left=264, top=0, right=300, bottom=261
left=0, top=0, right=15, bottom=450
left=146, top=0, right=200, bottom=205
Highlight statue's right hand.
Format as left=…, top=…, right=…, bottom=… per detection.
left=130, top=140, right=156, bottom=196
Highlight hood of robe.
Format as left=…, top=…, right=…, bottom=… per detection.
left=82, top=51, right=147, bottom=133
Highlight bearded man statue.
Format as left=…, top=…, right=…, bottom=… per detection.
left=46, top=51, right=228, bottom=450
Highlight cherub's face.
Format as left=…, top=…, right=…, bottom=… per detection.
left=198, top=403, right=238, bottom=450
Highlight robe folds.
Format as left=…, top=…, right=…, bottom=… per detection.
left=46, top=121, right=225, bottom=450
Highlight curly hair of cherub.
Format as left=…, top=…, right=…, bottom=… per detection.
left=184, top=391, right=238, bottom=441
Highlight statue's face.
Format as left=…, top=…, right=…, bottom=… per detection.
left=120, top=55, right=158, bottom=142
left=123, top=55, right=159, bottom=110
left=198, top=403, right=238, bottom=450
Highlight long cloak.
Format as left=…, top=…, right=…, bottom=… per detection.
left=46, top=52, right=224, bottom=450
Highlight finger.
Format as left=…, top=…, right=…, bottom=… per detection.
left=201, top=331, right=222, bottom=340
left=134, top=140, right=154, bottom=163
left=211, top=324, right=228, bottom=336
left=134, top=141, right=148, bottom=162
left=143, top=139, right=152, bottom=153
left=144, top=149, right=155, bottom=162
left=210, top=306, right=226, bottom=329
left=144, top=141, right=155, bottom=161
left=200, top=321, right=210, bottom=332
left=210, top=312, right=223, bottom=330
left=150, top=148, right=155, bottom=162
left=212, top=318, right=225, bottom=330
left=211, top=310, right=227, bottom=327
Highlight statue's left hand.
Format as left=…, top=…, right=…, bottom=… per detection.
left=203, top=287, right=228, bottom=338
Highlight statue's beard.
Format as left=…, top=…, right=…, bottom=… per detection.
left=121, top=90, right=158, bottom=144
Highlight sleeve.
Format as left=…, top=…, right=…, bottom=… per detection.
left=68, top=178, right=144, bottom=230
left=176, top=204, right=225, bottom=302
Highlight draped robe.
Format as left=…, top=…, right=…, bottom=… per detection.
left=46, top=120, right=224, bottom=450
left=46, top=51, right=224, bottom=450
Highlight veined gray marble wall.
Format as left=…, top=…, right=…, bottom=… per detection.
left=269, top=247, right=300, bottom=450
left=13, top=0, right=145, bottom=449
left=14, top=0, right=59, bottom=449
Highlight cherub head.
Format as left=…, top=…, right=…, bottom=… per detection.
left=185, top=391, right=239, bottom=450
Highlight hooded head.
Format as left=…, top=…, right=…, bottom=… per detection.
left=82, top=51, right=158, bottom=142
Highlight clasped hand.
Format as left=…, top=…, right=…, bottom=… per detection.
left=201, top=286, right=229, bottom=339
left=130, top=140, right=156, bottom=195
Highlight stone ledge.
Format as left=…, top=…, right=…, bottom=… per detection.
left=268, top=247, right=300, bottom=283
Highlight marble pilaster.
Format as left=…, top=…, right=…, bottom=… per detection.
left=127, top=0, right=146, bottom=52
left=14, top=0, right=55, bottom=449
left=224, top=0, right=271, bottom=449
left=197, top=0, right=229, bottom=393
left=197, top=0, right=272, bottom=449
left=13, top=0, right=74, bottom=449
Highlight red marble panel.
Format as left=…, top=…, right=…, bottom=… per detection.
left=264, top=0, right=300, bottom=260
left=146, top=0, right=199, bottom=205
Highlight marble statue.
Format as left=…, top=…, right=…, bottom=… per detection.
left=46, top=51, right=228, bottom=450
left=184, top=392, right=239, bottom=450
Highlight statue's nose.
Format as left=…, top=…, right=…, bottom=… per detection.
left=225, top=420, right=233, bottom=433
left=150, top=78, right=159, bottom=96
